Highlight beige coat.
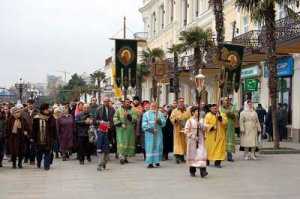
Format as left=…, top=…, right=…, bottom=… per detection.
left=239, top=110, right=261, bottom=147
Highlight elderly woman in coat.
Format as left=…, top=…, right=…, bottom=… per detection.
left=7, top=104, right=28, bottom=169
left=239, top=100, right=261, bottom=160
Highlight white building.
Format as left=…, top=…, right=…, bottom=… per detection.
left=140, top=0, right=300, bottom=141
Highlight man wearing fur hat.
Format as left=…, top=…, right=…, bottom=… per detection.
left=7, top=104, right=29, bottom=168
left=31, top=103, right=56, bottom=170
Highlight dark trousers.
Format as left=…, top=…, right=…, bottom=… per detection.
left=36, top=146, right=51, bottom=169
left=78, top=136, right=90, bottom=162
left=0, top=139, right=4, bottom=164
left=175, top=154, right=185, bottom=162
left=24, top=137, right=30, bottom=161
left=12, top=154, right=23, bottom=167
left=227, top=152, right=233, bottom=161
left=29, top=142, right=36, bottom=163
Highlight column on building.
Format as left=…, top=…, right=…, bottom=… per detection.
left=292, top=54, right=300, bottom=141
left=260, top=62, right=270, bottom=110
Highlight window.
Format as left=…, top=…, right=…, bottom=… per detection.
left=182, top=0, right=188, bottom=26
left=160, top=5, right=165, bottom=29
left=243, top=16, right=249, bottom=33
left=278, top=4, right=286, bottom=19
left=200, top=0, right=208, bottom=13
left=195, top=0, right=199, bottom=17
left=255, top=22, right=262, bottom=30
left=170, top=0, right=174, bottom=22
left=151, top=12, right=156, bottom=37
left=231, top=21, right=237, bottom=39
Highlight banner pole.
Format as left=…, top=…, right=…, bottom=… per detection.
left=123, top=16, right=127, bottom=100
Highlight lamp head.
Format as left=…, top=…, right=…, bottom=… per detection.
left=195, top=69, right=205, bottom=92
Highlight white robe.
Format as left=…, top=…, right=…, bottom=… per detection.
left=184, top=117, right=207, bottom=167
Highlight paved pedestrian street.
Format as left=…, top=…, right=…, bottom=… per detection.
left=1, top=147, right=300, bottom=199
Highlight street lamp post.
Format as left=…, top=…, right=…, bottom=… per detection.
left=194, top=69, right=205, bottom=148
left=15, top=78, right=27, bottom=103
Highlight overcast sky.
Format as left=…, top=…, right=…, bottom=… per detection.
left=0, top=0, right=144, bottom=87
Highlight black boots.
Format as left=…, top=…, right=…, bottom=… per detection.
left=200, top=167, right=208, bottom=178
left=147, top=164, right=154, bottom=168
left=189, top=167, right=208, bottom=178
left=189, top=167, right=196, bottom=177
left=12, top=156, right=23, bottom=169
left=175, top=155, right=185, bottom=164
left=214, top=160, right=222, bottom=168
left=18, top=158, right=23, bottom=169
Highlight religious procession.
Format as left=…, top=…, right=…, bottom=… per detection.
left=0, top=91, right=264, bottom=178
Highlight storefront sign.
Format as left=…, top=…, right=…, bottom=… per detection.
left=264, top=56, right=294, bottom=78
left=244, top=79, right=259, bottom=92
left=241, top=65, right=260, bottom=79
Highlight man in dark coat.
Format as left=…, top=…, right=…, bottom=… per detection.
left=0, top=109, right=7, bottom=167
left=31, top=103, right=56, bottom=170
left=162, top=106, right=174, bottom=160
left=22, top=99, right=39, bottom=164
left=95, top=97, right=115, bottom=170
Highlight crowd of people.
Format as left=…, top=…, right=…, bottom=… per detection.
left=0, top=95, right=283, bottom=177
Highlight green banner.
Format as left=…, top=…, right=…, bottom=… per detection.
left=244, top=79, right=259, bottom=92
left=115, top=39, right=137, bottom=89
left=222, top=44, right=244, bottom=94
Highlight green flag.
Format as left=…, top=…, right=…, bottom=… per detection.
left=222, top=43, right=244, bottom=94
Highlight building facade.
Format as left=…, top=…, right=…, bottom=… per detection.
left=140, top=0, right=300, bottom=141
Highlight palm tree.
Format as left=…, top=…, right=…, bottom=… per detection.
left=141, top=47, right=165, bottom=101
left=209, top=0, right=226, bottom=96
left=209, top=0, right=225, bottom=56
left=179, top=27, right=213, bottom=73
left=90, top=70, right=106, bottom=103
left=168, top=43, right=185, bottom=101
left=235, top=0, right=298, bottom=149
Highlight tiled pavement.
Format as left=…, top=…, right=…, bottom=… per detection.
left=1, top=144, right=300, bottom=199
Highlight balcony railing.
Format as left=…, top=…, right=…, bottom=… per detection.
left=232, top=12, right=300, bottom=52
left=133, top=32, right=148, bottom=40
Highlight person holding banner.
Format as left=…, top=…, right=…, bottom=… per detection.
left=220, top=97, right=237, bottom=162
left=184, top=106, right=208, bottom=177
left=204, top=104, right=227, bottom=168
left=113, top=99, right=137, bottom=164
left=142, top=102, right=166, bottom=168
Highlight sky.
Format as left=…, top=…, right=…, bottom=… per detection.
left=0, top=0, right=144, bottom=87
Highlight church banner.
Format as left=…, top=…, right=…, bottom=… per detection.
left=221, top=43, right=244, bottom=93
left=115, top=39, right=137, bottom=89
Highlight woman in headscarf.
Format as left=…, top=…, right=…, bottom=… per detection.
left=239, top=100, right=261, bottom=160
left=57, top=105, right=74, bottom=161
left=73, top=101, right=84, bottom=158
left=75, top=103, right=93, bottom=164
left=7, top=104, right=28, bottom=168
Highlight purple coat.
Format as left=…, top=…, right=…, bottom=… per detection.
left=57, top=115, right=74, bottom=152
